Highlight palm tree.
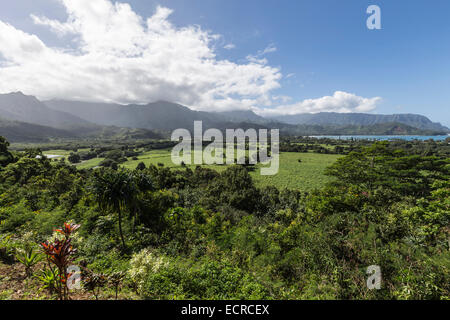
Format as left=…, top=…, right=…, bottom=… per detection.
left=91, top=168, right=138, bottom=249
left=129, top=170, right=154, bottom=231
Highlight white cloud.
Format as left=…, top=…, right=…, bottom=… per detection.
left=223, top=43, right=235, bottom=50
left=261, top=43, right=277, bottom=55
left=0, top=0, right=381, bottom=115
left=257, top=91, right=382, bottom=116
left=31, top=14, right=78, bottom=36
left=272, top=95, right=292, bottom=103
left=246, top=43, right=277, bottom=65
left=0, top=0, right=281, bottom=112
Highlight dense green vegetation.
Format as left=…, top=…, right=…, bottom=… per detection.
left=0, top=136, right=449, bottom=300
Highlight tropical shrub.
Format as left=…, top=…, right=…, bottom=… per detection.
left=40, top=222, right=80, bottom=300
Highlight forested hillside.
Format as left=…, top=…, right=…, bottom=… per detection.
left=272, top=112, right=449, bottom=132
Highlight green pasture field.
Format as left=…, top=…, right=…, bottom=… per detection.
left=251, top=152, right=341, bottom=191
left=41, top=148, right=341, bottom=191
left=42, top=148, right=90, bottom=157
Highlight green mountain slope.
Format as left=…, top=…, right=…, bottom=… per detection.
left=272, top=112, right=449, bottom=132
left=0, top=117, right=75, bottom=142
left=0, top=92, right=93, bottom=130
left=280, top=122, right=447, bottom=136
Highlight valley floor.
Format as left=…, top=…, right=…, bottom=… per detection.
left=41, top=149, right=342, bottom=192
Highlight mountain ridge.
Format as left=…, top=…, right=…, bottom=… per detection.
left=279, top=122, right=449, bottom=136
left=270, top=112, right=449, bottom=132
left=0, top=117, right=75, bottom=142
left=0, top=93, right=447, bottom=141
left=44, top=98, right=448, bottom=133
left=0, top=92, right=94, bottom=130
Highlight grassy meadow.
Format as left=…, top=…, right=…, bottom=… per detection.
left=251, top=152, right=341, bottom=191
left=42, top=148, right=342, bottom=192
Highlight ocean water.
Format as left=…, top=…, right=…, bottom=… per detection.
left=309, top=135, right=450, bottom=141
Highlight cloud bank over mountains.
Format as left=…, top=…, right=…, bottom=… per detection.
left=257, top=91, right=381, bottom=116
left=0, top=0, right=381, bottom=115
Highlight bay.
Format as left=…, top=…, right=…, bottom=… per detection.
left=309, top=135, right=450, bottom=141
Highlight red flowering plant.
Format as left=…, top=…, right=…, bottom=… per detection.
left=41, top=222, right=80, bottom=300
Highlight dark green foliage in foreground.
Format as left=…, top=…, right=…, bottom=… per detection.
left=0, top=136, right=448, bottom=300
left=0, top=136, right=14, bottom=167
left=325, top=142, right=449, bottom=197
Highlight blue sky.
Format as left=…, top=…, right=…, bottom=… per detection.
left=0, top=0, right=449, bottom=126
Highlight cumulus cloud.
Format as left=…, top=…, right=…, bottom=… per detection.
left=246, top=43, right=277, bottom=65
left=31, top=14, right=78, bottom=36
left=256, top=91, right=382, bottom=116
left=260, top=43, right=277, bottom=55
left=0, top=0, right=281, bottom=111
left=0, top=0, right=381, bottom=115
left=223, top=43, right=235, bottom=50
